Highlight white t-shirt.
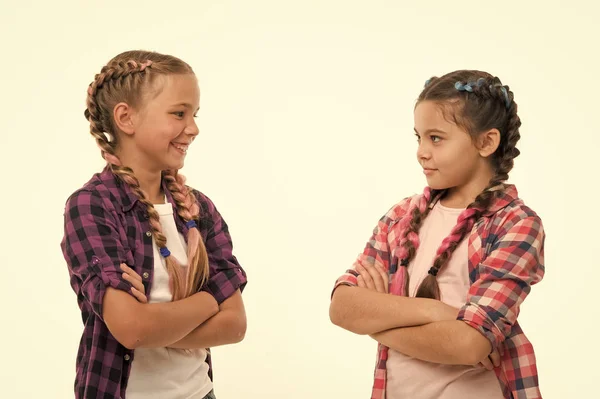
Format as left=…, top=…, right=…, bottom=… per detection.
left=126, top=201, right=212, bottom=399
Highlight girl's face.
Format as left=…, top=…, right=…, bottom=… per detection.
left=123, top=73, right=200, bottom=172
left=413, top=100, right=491, bottom=193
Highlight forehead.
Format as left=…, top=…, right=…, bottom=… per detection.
left=414, top=100, right=456, bottom=130
left=149, top=73, right=200, bottom=108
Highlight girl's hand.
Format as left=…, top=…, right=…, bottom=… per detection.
left=479, top=348, right=501, bottom=371
left=356, top=263, right=389, bottom=294
left=120, top=263, right=148, bottom=303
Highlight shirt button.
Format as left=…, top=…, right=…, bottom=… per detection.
left=145, top=231, right=152, bottom=237
left=143, top=272, right=149, bottom=279
left=124, top=354, right=130, bottom=361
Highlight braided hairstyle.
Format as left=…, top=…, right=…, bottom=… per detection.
left=85, top=50, right=209, bottom=301
left=397, top=70, right=521, bottom=299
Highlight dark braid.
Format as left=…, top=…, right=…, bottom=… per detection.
left=404, top=70, right=523, bottom=299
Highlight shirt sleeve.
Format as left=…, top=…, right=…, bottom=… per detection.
left=457, top=212, right=545, bottom=352
left=333, top=197, right=413, bottom=293
left=196, top=192, right=247, bottom=305
left=61, top=189, right=133, bottom=319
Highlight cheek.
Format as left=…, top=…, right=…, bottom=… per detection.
left=436, top=144, right=472, bottom=172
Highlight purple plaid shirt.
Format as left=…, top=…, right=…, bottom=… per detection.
left=60, top=167, right=247, bottom=399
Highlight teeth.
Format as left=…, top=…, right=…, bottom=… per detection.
left=172, top=144, right=188, bottom=153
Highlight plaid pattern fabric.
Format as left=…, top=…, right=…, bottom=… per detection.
left=203, top=390, right=217, bottom=399
left=334, top=185, right=545, bottom=399
left=61, top=166, right=247, bottom=399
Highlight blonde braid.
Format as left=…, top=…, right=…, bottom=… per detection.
left=163, top=170, right=210, bottom=294
left=85, top=56, right=191, bottom=301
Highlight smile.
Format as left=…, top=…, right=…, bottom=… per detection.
left=171, top=143, right=189, bottom=154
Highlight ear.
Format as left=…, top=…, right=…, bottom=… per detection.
left=477, top=128, right=501, bottom=158
left=113, top=102, right=136, bottom=136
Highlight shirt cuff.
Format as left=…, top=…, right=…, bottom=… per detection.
left=83, top=255, right=131, bottom=319
left=457, top=302, right=504, bottom=352
left=201, top=266, right=247, bottom=305
left=331, top=269, right=359, bottom=298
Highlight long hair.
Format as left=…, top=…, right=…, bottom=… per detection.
left=85, top=50, right=209, bottom=301
left=395, top=70, right=521, bottom=299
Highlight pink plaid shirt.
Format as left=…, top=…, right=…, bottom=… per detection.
left=334, top=185, right=545, bottom=399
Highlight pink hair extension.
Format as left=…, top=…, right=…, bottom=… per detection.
left=163, top=171, right=202, bottom=287
left=389, top=186, right=433, bottom=295
left=430, top=207, right=479, bottom=272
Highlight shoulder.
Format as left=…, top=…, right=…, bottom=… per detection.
left=485, top=194, right=545, bottom=249
left=189, top=187, right=217, bottom=215
left=63, top=174, right=117, bottom=216
left=374, top=194, right=419, bottom=231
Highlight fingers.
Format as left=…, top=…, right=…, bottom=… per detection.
left=357, top=275, right=366, bottom=288
left=120, top=263, right=147, bottom=303
left=356, top=264, right=376, bottom=290
left=489, top=349, right=501, bottom=368
left=122, top=271, right=145, bottom=292
left=131, top=287, right=148, bottom=303
left=375, top=264, right=389, bottom=293
left=479, top=357, right=494, bottom=371
left=356, top=263, right=388, bottom=293
left=479, top=349, right=501, bottom=371
left=120, top=263, right=142, bottom=282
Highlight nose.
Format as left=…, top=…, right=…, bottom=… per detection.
left=185, top=117, right=199, bottom=138
left=416, top=141, right=431, bottom=162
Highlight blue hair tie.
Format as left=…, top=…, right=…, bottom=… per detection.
left=499, top=86, right=511, bottom=109
left=454, top=81, right=473, bottom=92
left=159, top=247, right=171, bottom=258
left=186, top=220, right=198, bottom=229
left=424, top=78, right=432, bottom=87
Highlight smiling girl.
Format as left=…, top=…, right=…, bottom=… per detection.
left=61, top=50, right=247, bottom=399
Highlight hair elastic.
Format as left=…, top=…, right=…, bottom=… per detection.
left=159, top=247, right=171, bottom=258
left=427, top=267, right=439, bottom=276
left=454, top=81, right=473, bottom=92
left=186, top=220, right=198, bottom=229
left=499, top=86, right=511, bottom=109
left=456, top=80, right=511, bottom=109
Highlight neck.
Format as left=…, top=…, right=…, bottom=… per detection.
left=135, top=168, right=164, bottom=204
left=442, top=164, right=495, bottom=209
left=116, top=150, right=164, bottom=204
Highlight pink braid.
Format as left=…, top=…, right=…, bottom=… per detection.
left=433, top=208, right=478, bottom=260
left=390, top=186, right=434, bottom=296
left=163, top=171, right=210, bottom=294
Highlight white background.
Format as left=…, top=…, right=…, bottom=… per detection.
left=1, top=0, right=598, bottom=397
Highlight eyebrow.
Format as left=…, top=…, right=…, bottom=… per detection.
left=413, top=128, right=448, bottom=135
left=172, top=102, right=200, bottom=112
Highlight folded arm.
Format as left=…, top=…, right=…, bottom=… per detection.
left=371, top=320, right=491, bottom=365
left=330, top=284, right=458, bottom=335
left=371, top=213, right=546, bottom=366
left=103, top=288, right=219, bottom=349
left=168, top=289, right=246, bottom=349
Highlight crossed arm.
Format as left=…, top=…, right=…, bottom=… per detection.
left=103, top=264, right=246, bottom=350
left=329, top=263, right=498, bottom=368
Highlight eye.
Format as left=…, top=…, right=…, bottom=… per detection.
left=431, top=135, right=441, bottom=143
left=414, top=133, right=421, bottom=142
left=173, top=111, right=185, bottom=118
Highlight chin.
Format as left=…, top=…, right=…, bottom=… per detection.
left=165, top=159, right=185, bottom=171
left=425, top=177, right=451, bottom=191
